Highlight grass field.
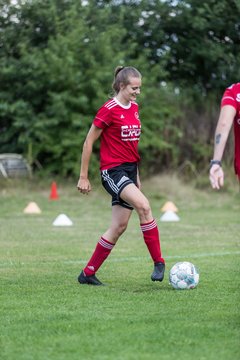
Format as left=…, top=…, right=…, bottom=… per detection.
left=0, top=175, right=239, bottom=360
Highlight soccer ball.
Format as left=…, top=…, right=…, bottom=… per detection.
left=169, top=262, right=199, bottom=290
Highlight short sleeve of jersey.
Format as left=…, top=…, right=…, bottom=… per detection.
left=93, top=105, right=112, bottom=129
left=221, top=85, right=237, bottom=110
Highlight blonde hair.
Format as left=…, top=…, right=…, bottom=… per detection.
left=112, top=66, right=141, bottom=95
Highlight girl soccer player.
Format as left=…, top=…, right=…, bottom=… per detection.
left=209, top=82, right=240, bottom=189
left=77, top=66, right=165, bottom=285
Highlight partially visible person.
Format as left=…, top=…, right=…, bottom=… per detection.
left=209, top=82, right=240, bottom=189
left=76, top=66, right=165, bottom=286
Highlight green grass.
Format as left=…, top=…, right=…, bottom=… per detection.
left=0, top=176, right=239, bottom=360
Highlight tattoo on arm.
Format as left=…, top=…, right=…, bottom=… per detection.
left=215, top=133, right=221, bottom=145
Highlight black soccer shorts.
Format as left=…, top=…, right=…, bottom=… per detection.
left=101, top=162, right=138, bottom=210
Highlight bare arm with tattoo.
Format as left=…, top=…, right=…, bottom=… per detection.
left=209, top=105, right=236, bottom=189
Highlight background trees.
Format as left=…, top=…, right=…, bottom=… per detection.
left=1, top=0, right=239, bottom=177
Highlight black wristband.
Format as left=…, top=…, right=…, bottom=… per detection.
left=210, top=160, right=222, bottom=168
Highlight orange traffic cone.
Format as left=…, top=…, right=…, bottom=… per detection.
left=49, top=181, right=59, bottom=200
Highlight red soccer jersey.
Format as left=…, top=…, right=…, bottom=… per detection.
left=221, top=83, right=240, bottom=177
left=93, top=98, right=141, bottom=170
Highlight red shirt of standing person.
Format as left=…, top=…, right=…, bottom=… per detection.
left=77, top=66, right=165, bottom=285
left=209, top=83, right=240, bottom=189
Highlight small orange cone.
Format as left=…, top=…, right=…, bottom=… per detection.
left=24, top=202, right=42, bottom=214
left=49, top=181, right=59, bottom=200
left=161, top=201, right=178, bottom=213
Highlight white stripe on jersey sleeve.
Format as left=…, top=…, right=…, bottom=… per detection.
left=105, top=99, right=117, bottom=110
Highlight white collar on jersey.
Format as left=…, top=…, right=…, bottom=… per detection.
left=113, top=97, right=131, bottom=109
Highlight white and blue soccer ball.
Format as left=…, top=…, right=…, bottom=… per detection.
left=169, top=262, right=199, bottom=290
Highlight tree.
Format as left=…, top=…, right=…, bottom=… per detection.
left=0, top=0, right=238, bottom=177
left=160, top=0, right=240, bottom=95
left=0, top=1, right=130, bottom=175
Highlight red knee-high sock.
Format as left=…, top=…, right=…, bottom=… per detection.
left=141, top=219, right=165, bottom=264
left=83, top=237, right=115, bottom=276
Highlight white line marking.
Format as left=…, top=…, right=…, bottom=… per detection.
left=1, top=251, right=239, bottom=267
left=63, top=250, right=240, bottom=265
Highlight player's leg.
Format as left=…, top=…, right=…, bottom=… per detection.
left=120, top=183, right=152, bottom=223
left=120, top=184, right=165, bottom=281
left=102, top=205, right=132, bottom=244
left=78, top=205, right=132, bottom=285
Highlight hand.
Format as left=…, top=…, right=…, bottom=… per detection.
left=77, top=177, right=91, bottom=194
left=209, top=164, right=224, bottom=190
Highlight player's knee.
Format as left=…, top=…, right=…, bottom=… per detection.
left=136, top=201, right=151, bottom=218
